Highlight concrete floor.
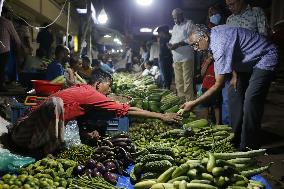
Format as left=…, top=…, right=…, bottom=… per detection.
left=257, top=75, right=284, bottom=189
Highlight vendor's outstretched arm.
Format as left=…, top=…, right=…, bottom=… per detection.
left=127, top=107, right=182, bottom=122
left=181, top=74, right=225, bottom=112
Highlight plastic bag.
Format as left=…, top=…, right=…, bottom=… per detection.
left=64, top=120, right=81, bottom=148
left=0, top=148, right=35, bottom=173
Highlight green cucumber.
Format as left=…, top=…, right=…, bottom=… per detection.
left=207, top=153, right=216, bottom=172
left=186, top=183, right=217, bottom=189
left=212, top=167, right=224, bottom=176
left=213, top=149, right=266, bottom=159
left=190, top=180, right=211, bottom=184
left=179, top=180, right=187, bottom=189
left=157, top=166, right=177, bottom=183
left=134, top=180, right=157, bottom=189
left=201, top=173, right=214, bottom=182
left=167, top=176, right=188, bottom=183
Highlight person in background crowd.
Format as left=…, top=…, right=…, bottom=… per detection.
left=141, top=60, right=160, bottom=82
left=139, top=44, right=149, bottom=65
left=107, top=57, right=114, bottom=69
left=222, top=0, right=269, bottom=126
left=208, top=4, right=223, bottom=28
left=196, top=4, right=223, bottom=124
left=91, top=46, right=99, bottom=61
left=157, top=25, right=173, bottom=89
left=149, top=37, right=159, bottom=66
left=23, top=48, right=46, bottom=72
left=0, top=7, right=22, bottom=91
left=8, top=69, right=182, bottom=156
left=100, top=55, right=115, bottom=74
left=199, top=53, right=221, bottom=124
left=78, top=55, right=93, bottom=80
left=46, top=45, right=70, bottom=81
left=125, top=46, right=133, bottom=72
left=17, top=19, right=33, bottom=59
left=169, top=8, right=195, bottom=101
left=65, top=58, right=81, bottom=86
left=67, top=35, right=74, bottom=56
left=36, top=23, right=53, bottom=58
left=182, top=25, right=278, bottom=150
left=226, top=0, right=269, bottom=35
left=92, top=59, right=101, bottom=70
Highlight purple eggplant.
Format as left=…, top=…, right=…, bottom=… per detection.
left=102, top=139, right=114, bottom=147
left=105, top=161, right=116, bottom=171
left=85, top=159, right=97, bottom=169
left=85, top=169, right=93, bottom=177
left=92, top=168, right=103, bottom=177
left=103, top=172, right=118, bottom=185
left=73, top=165, right=85, bottom=176
left=96, top=162, right=106, bottom=173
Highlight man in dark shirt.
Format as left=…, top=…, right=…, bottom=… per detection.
left=157, top=25, right=173, bottom=89
left=46, top=45, right=70, bottom=81
left=36, top=23, right=53, bottom=58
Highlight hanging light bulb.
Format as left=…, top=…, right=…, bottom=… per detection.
left=136, top=0, right=153, bottom=6
left=98, top=8, right=108, bottom=24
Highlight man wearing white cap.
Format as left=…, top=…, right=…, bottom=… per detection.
left=168, top=8, right=195, bottom=101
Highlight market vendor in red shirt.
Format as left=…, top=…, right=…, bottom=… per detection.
left=8, top=69, right=181, bottom=156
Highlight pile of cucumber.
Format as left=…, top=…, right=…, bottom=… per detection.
left=141, top=125, right=235, bottom=164
left=134, top=149, right=271, bottom=189
left=131, top=146, right=175, bottom=184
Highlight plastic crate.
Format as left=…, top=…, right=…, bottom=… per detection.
left=106, top=117, right=129, bottom=135
left=11, top=103, right=30, bottom=124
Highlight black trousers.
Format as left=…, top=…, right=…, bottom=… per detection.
left=159, top=57, right=173, bottom=89
left=0, top=52, right=9, bottom=87
left=228, top=68, right=274, bottom=149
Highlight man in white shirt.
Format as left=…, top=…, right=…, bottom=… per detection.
left=169, top=8, right=195, bottom=101
left=125, top=47, right=132, bottom=72
left=149, top=38, right=159, bottom=66
left=141, top=61, right=160, bottom=80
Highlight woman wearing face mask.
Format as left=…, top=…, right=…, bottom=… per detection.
left=208, top=5, right=223, bottom=28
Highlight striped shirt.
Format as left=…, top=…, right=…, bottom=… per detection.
left=0, top=17, right=21, bottom=54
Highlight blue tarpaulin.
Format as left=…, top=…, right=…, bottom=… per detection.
left=116, top=165, right=134, bottom=189
left=116, top=165, right=271, bottom=189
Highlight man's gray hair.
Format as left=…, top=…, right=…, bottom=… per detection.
left=190, top=24, right=210, bottom=39
left=172, top=8, right=183, bottom=16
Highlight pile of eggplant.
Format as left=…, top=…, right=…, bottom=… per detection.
left=73, top=133, right=136, bottom=185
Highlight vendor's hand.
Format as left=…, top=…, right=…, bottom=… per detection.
left=180, top=101, right=196, bottom=112
left=161, top=113, right=182, bottom=123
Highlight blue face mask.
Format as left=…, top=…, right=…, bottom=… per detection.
left=209, top=14, right=221, bottom=25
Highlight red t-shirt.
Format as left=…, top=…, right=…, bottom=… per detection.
left=202, top=59, right=216, bottom=90
left=51, top=84, right=130, bottom=121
